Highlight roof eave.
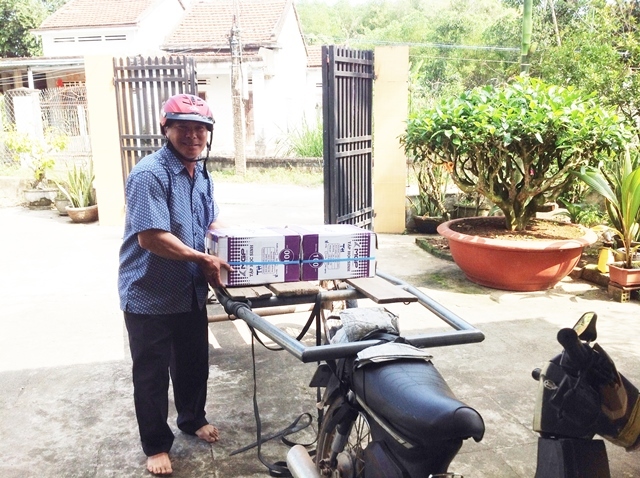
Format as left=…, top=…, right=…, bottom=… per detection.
left=32, top=24, right=139, bottom=35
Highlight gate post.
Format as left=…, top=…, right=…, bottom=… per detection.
left=85, top=55, right=125, bottom=226
left=372, top=46, right=409, bottom=233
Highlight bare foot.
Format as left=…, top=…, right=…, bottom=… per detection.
left=147, top=452, right=172, bottom=476
left=195, top=423, right=219, bottom=443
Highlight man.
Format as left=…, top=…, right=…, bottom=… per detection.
left=118, top=93, right=231, bottom=475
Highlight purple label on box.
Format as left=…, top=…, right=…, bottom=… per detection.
left=281, top=231, right=301, bottom=282
left=298, top=227, right=375, bottom=281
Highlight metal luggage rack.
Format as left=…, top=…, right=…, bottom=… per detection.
left=213, top=270, right=484, bottom=363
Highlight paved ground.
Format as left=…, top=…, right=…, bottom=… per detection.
left=1, top=181, right=639, bottom=477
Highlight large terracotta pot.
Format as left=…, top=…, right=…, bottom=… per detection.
left=437, top=216, right=597, bottom=292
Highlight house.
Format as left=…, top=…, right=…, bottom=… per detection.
left=25, top=0, right=320, bottom=157
left=34, top=0, right=187, bottom=60
left=160, top=0, right=319, bottom=156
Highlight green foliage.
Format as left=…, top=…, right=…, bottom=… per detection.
left=574, top=147, right=640, bottom=269
left=276, top=119, right=323, bottom=158
left=298, top=0, right=522, bottom=106
left=555, top=198, right=606, bottom=228
left=409, top=161, right=450, bottom=219
left=1, top=128, right=68, bottom=188
left=401, top=75, right=632, bottom=231
left=0, top=0, right=66, bottom=57
left=56, top=162, right=95, bottom=208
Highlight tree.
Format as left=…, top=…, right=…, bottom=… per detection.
left=401, top=77, right=631, bottom=231
left=533, top=0, right=640, bottom=140
left=0, top=0, right=67, bottom=57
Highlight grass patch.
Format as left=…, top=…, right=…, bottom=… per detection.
left=211, top=167, right=323, bottom=186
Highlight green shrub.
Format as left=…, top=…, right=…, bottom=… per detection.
left=401, top=76, right=632, bottom=231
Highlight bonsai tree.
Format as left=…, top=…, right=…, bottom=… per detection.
left=574, top=148, right=640, bottom=269
left=3, top=128, right=67, bottom=189
left=401, top=76, right=632, bottom=231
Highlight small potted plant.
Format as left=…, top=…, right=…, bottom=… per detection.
left=574, top=147, right=640, bottom=286
left=56, top=162, right=98, bottom=223
left=408, top=161, right=450, bottom=233
left=53, top=182, right=71, bottom=216
left=3, top=129, right=68, bottom=209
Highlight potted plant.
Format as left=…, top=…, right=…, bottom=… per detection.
left=451, top=192, right=492, bottom=219
left=574, top=147, right=640, bottom=286
left=53, top=184, right=71, bottom=216
left=401, top=76, right=630, bottom=291
left=3, top=129, right=68, bottom=209
left=408, top=161, right=450, bottom=233
left=56, top=162, right=98, bottom=223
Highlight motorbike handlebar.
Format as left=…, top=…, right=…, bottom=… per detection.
left=557, top=327, right=590, bottom=367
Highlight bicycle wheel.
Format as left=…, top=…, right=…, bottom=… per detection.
left=316, top=394, right=371, bottom=477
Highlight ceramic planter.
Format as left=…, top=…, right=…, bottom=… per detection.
left=54, top=198, right=71, bottom=215
left=23, top=188, right=58, bottom=209
left=437, top=216, right=597, bottom=292
left=452, top=205, right=490, bottom=219
left=65, top=204, right=98, bottom=223
left=608, top=263, right=640, bottom=287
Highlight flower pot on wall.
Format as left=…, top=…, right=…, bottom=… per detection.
left=65, top=204, right=98, bottom=223
left=608, top=263, right=640, bottom=287
left=437, top=216, right=597, bottom=292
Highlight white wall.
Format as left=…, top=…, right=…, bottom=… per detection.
left=305, top=66, right=323, bottom=130
left=256, top=7, right=313, bottom=156
left=196, top=6, right=314, bottom=158
left=199, top=73, right=234, bottom=156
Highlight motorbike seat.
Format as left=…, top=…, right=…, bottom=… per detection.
left=352, top=359, right=485, bottom=446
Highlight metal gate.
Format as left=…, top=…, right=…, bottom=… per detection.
left=322, top=45, right=374, bottom=229
left=113, top=55, right=197, bottom=180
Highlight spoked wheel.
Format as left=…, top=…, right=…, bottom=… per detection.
left=316, top=395, right=372, bottom=478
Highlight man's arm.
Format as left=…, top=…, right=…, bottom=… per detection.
left=138, top=229, right=231, bottom=287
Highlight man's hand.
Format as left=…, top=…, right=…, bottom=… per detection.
left=198, top=253, right=232, bottom=288
left=137, top=229, right=232, bottom=287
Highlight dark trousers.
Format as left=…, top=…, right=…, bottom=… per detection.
left=124, top=302, right=210, bottom=457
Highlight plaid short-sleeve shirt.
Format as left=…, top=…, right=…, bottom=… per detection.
left=118, top=145, right=219, bottom=314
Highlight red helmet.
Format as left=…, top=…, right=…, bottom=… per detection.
left=160, top=94, right=214, bottom=133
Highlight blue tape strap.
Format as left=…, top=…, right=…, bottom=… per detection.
left=228, top=260, right=299, bottom=266
left=301, top=256, right=375, bottom=264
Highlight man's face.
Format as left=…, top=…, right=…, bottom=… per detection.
left=165, top=120, right=209, bottom=160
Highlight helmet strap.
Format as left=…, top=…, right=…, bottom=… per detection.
left=165, top=136, right=212, bottom=179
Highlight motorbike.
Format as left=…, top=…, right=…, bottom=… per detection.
left=531, top=311, right=640, bottom=478
left=215, top=275, right=486, bottom=478
left=294, top=306, right=485, bottom=478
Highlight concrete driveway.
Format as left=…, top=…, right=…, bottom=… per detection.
left=1, top=181, right=639, bottom=477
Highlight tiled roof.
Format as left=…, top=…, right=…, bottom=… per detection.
left=162, top=0, right=290, bottom=51
left=307, top=45, right=322, bottom=68
left=35, top=0, right=161, bottom=30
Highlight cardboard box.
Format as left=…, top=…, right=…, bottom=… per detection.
left=290, top=224, right=376, bottom=281
left=206, top=227, right=301, bottom=286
